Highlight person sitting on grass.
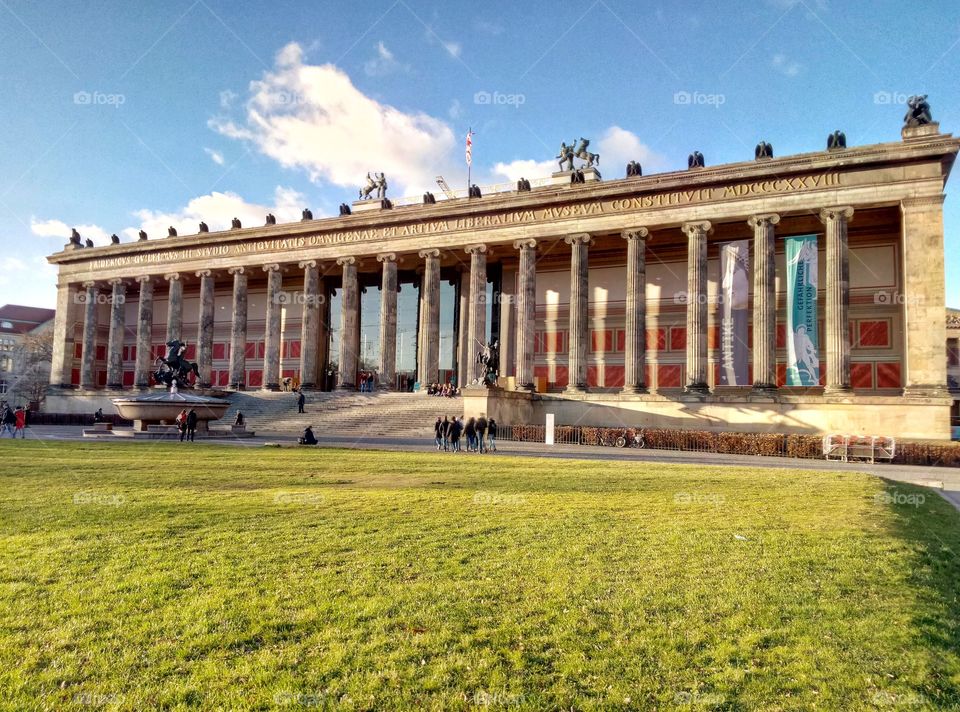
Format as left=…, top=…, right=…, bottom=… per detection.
left=299, top=425, right=318, bottom=445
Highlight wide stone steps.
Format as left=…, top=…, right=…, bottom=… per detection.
left=222, top=391, right=462, bottom=436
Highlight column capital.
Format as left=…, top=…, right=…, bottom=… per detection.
left=298, top=259, right=317, bottom=269
left=195, top=269, right=212, bottom=278
left=262, top=263, right=282, bottom=273
left=681, top=220, right=712, bottom=237
left=336, top=256, right=355, bottom=267
left=376, top=252, right=397, bottom=263
left=621, top=227, right=649, bottom=241
left=564, top=233, right=592, bottom=246
left=418, top=248, right=440, bottom=259
left=747, top=213, right=780, bottom=228
left=108, top=277, right=126, bottom=287
left=82, top=280, right=97, bottom=289
left=228, top=266, right=246, bottom=276
left=164, top=272, right=181, bottom=282
left=513, top=238, right=537, bottom=250
left=464, top=243, right=487, bottom=255
left=135, top=275, right=153, bottom=284
left=818, top=206, right=854, bottom=224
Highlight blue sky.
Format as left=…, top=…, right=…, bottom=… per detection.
left=0, top=0, right=958, bottom=308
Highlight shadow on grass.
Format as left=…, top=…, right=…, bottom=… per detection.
left=880, top=478, right=960, bottom=708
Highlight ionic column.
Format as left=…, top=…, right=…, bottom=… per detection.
left=337, top=257, right=359, bottom=389
left=196, top=270, right=215, bottom=388
left=418, top=249, right=441, bottom=386
left=263, top=264, right=283, bottom=391
left=134, top=276, right=154, bottom=388
left=105, top=278, right=127, bottom=389
left=465, top=244, right=487, bottom=385
left=749, top=214, right=780, bottom=393
left=820, top=206, right=854, bottom=394
left=565, top=233, right=591, bottom=393
left=456, top=269, right=470, bottom=387
left=228, top=267, right=248, bottom=390
left=49, top=282, right=78, bottom=387
left=377, top=253, right=398, bottom=389
left=78, top=281, right=99, bottom=390
left=621, top=228, right=650, bottom=394
left=514, top=239, right=537, bottom=390
left=299, top=260, right=320, bottom=389
left=164, top=273, right=183, bottom=341
left=900, top=196, right=948, bottom=397
left=682, top=221, right=711, bottom=394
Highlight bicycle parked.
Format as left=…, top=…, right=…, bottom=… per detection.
left=615, top=428, right=646, bottom=449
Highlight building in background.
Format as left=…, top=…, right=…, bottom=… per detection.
left=0, top=305, right=56, bottom=405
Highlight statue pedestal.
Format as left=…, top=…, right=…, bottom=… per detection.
left=549, top=168, right=602, bottom=186
left=462, top=385, right=536, bottom=424
left=901, top=123, right=941, bottom=141
left=351, top=199, right=392, bottom=213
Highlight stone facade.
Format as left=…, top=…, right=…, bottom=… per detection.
left=46, top=129, right=960, bottom=439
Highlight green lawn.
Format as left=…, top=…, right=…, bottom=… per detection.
left=1, top=442, right=958, bottom=711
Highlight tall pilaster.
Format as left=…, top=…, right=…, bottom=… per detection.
left=418, top=249, right=441, bottom=386
left=105, top=278, right=127, bottom=389
left=262, top=264, right=283, bottom=391
left=465, top=244, right=487, bottom=385
left=900, top=196, right=949, bottom=397
left=79, top=281, right=98, bottom=390
left=377, top=253, right=398, bottom=389
left=49, top=282, right=78, bottom=387
left=565, top=233, right=591, bottom=393
left=337, top=257, right=359, bottom=390
left=514, top=239, right=537, bottom=391
left=749, top=214, right=780, bottom=393
left=621, top=228, right=649, bottom=394
left=682, top=221, right=711, bottom=394
left=299, top=260, right=320, bottom=389
left=820, top=206, right=854, bottom=394
left=196, top=270, right=215, bottom=388
left=134, top=276, right=154, bottom=389
left=228, top=267, right=248, bottom=390
left=164, top=273, right=183, bottom=341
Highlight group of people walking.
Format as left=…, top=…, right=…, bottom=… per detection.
left=0, top=403, right=26, bottom=438
left=434, top=415, right=498, bottom=453
left=175, top=408, right=199, bottom=442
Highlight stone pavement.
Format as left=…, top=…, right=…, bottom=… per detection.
left=11, top=426, right=960, bottom=512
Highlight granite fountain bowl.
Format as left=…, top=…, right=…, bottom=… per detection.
left=112, top=390, right=230, bottom=432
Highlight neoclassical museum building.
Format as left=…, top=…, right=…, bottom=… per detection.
left=46, top=114, right=960, bottom=439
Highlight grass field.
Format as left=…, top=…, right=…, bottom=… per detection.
left=1, top=441, right=958, bottom=710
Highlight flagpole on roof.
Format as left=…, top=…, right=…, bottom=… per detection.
left=466, top=127, right=473, bottom=197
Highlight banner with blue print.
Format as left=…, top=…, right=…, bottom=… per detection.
left=785, top=234, right=820, bottom=386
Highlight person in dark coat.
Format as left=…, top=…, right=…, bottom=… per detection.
left=185, top=409, right=198, bottom=442
left=434, top=417, right=443, bottom=450
left=450, top=416, right=463, bottom=452
left=300, top=425, right=318, bottom=445
left=176, top=408, right=188, bottom=442
left=487, top=418, right=498, bottom=452
left=297, top=390, right=306, bottom=413
left=476, top=415, right=488, bottom=454
left=441, top=416, right=450, bottom=451
left=465, top=417, right=476, bottom=452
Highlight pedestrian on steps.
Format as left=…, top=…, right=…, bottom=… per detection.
left=297, top=390, right=306, bottom=413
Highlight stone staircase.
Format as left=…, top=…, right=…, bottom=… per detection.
left=222, top=390, right=463, bottom=437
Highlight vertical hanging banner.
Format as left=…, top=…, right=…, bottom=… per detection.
left=785, top=235, right=820, bottom=385
left=719, top=240, right=750, bottom=385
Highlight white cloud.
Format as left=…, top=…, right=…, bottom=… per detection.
left=204, top=147, right=225, bottom=165
left=364, top=41, right=406, bottom=76
left=120, top=186, right=307, bottom=241
left=596, top=126, right=667, bottom=174
left=30, top=218, right=111, bottom=244
left=772, top=53, right=802, bottom=76
left=210, top=42, right=456, bottom=196
left=492, top=158, right=556, bottom=183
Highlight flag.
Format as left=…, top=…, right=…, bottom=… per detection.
left=465, top=129, right=473, bottom=166
left=785, top=235, right=820, bottom=386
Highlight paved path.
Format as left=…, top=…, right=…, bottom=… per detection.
left=12, top=426, right=960, bottom=511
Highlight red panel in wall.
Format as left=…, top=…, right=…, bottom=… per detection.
left=615, top=330, right=625, bottom=352
left=71, top=368, right=80, bottom=385
left=95, top=345, right=107, bottom=361
left=217, top=370, right=230, bottom=387
left=776, top=324, right=786, bottom=349
left=74, top=343, right=83, bottom=359
left=851, top=362, right=873, bottom=389
left=657, top=364, right=682, bottom=388
left=708, top=326, right=719, bottom=350
left=96, top=370, right=107, bottom=387
left=876, top=362, right=902, bottom=389
left=553, top=366, right=568, bottom=388
left=122, top=370, right=135, bottom=387
left=605, top=365, right=625, bottom=388
left=776, top=362, right=787, bottom=387
left=819, top=363, right=826, bottom=386
left=282, top=369, right=296, bottom=379
left=247, top=370, right=263, bottom=388
left=153, top=344, right=166, bottom=359
left=586, top=365, right=600, bottom=387
left=258, top=342, right=266, bottom=359
left=212, top=343, right=227, bottom=361
left=533, top=365, right=549, bottom=379
left=245, top=342, right=256, bottom=359
left=185, top=344, right=196, bottom=359
left=858, top=320, right=890, bottom=348
left=288, top=341, right=301, bottom=359
left=670, top=327, right=686, bottom=352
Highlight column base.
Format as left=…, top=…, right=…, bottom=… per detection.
left=298, top=382, right=318, bottom=391
left=262, top=383, right=281, bottom=392
left=515, top=382, right=536, bottom=392
left=621, top=385, right=649, bottom=395
left=106, top=383, right=124, bottom=390
left=750, top=383, right=778, bottom=397
left=564, top=385, right=588, bottom=395
left=377, top=382, right=394, bottom=391
left=338, top=383, right=357, bottom=391
left=683, top=383, right=710, bottom=396
left=227, top=384, right=246, bottom=392
left=902, top=385, right=952, bottom=399
left=823, top=385, right=854, bottom=397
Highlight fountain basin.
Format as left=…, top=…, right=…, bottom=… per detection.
left=112, top=390, right=229, bottom=433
